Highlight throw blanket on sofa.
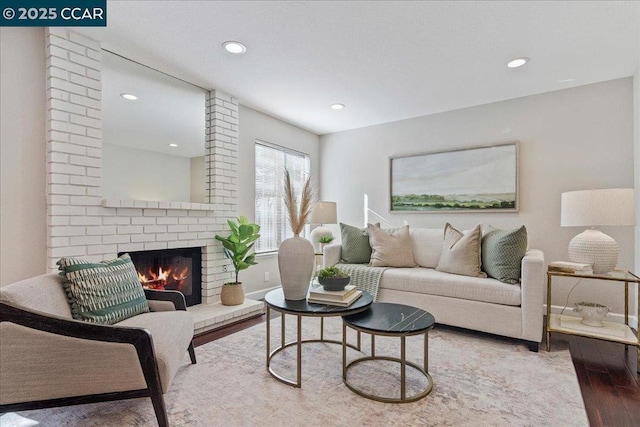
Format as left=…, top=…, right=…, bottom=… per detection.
left=336, top=263, right=388, bottom=301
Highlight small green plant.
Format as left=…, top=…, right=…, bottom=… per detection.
left=318, top=235, right=334, bottom=244
left=215, top=216, right=260, bottom=285
left=317, top=266, right=348, bottom=279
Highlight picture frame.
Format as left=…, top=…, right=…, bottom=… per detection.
left=389, top=141, right=519, bottom=213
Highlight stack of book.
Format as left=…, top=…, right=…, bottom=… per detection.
left=307, top=285, right=362, bottom=307
left=548, top=261, right=593, bottom=274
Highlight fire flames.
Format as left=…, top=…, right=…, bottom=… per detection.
left=137, top=266, right=189, bottom=291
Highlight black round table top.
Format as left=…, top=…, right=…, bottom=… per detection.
left=265, top=288, right=373, bottom=316
left=342, top=302, right=435, bottom=335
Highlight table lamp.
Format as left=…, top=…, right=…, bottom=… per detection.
left=309, top=201, right=337, bottom=253
left=560, top=188, right=635, bottom=273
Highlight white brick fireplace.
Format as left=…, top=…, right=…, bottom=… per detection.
left=44, top=28, right=262, bottom=332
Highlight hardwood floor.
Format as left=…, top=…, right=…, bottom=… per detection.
left=194, top=314, right=640, bottom=426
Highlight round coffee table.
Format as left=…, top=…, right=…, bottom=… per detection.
left=264, top=288, right=373, bottom=388
left=342, top=302, right=435, bottom=403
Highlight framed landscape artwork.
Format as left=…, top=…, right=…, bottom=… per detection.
left=390, top=142, right=519, bottom=212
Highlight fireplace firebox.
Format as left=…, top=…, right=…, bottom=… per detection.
left=121, top=247, right=202, bottom=307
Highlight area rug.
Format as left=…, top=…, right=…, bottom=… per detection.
left=6, top=317, right=588, bottom=426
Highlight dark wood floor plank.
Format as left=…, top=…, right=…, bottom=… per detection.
left=578, top=339, right=609, bottom=373
left=584, top=369, right=634, bottom=426
left=192, top=313, right=264, bottom=347
left=615, top=386, right=640, bottom=424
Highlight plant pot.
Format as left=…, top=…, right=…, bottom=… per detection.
left=221, top=283, right=244, bottom=306
left=573, top=302, right=609, bottom=327
left=318, top=276, right=350, bottom=291
left=278, top=235, right=314, bottom=300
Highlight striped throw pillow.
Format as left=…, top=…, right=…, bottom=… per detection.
left=58, top=253, right=150, bottom=325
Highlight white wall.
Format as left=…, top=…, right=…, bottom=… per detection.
left=320, top=78, right=635, bottom=314
left=102, top=143, right=191, bottom=202
left=0, top=28, right=47, bottom=285
left=237, top=105, right=320, bottom=294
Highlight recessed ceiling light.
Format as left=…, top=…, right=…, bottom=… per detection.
left=120, top=93, right=138, bottom=101
left=331, top=103, right=345, bottom=110
left=558, top=78, right=576, bottom=83
left=168, top=143, right=178, bottom=147
left=223, top=41, right=247, bottom=54
left=507, top=57, right=529, bottom=68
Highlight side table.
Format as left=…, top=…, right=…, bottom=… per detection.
left=546, top=269, right=640, bottom=373
left=264, top=288, right=373, bottom=387
left=342, top=302, right=435, bottom=403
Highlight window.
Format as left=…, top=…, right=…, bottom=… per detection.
left=255, top=141, right=310, bottom=253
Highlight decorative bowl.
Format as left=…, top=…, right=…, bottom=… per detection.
left=318, top=276, right=350, bottom=291
left=573, top=302, right=609, bottom=327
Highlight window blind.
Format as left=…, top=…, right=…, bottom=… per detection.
left=255, top=142, right=310, bottom=253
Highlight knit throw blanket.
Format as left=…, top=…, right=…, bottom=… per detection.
left=336, top=263, right=388, bottom=301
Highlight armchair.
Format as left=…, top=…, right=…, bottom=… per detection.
left=0, top=273, right=196, bottom=427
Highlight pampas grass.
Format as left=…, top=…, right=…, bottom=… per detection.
left=284, top=170, right=314, bottom=235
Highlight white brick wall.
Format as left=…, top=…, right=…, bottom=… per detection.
left=45, top=29, right=238, bottom=304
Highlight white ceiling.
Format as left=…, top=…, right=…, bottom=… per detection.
left=77, top=1, right=639, bottom=136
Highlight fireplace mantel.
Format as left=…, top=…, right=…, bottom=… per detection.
left=103, top=199, right=215, bottom=211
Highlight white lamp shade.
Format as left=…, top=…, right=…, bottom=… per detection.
left=561, top=188, right=635, bottom=227
left=309, top=201, right=337, bottom=225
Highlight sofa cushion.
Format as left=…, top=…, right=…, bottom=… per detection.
left=116, top=310, right=194, bottom=393
left=368, top=224, right=415, bottom=267
left=340, top=223, right=378, bottom=264
left=436, top=223, right=486, bottom=277
left=58, top=254, right=150, bottom=325
left=410, top=228, right=443, bottom=268
left=482, top=225, right=528, bottom=284
left=380, top=267, right=521, bottom=306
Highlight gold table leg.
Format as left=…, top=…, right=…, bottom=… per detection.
left=546, top=273, right=552, bottom=352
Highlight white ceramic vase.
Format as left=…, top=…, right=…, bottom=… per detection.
left=278, top=235, right=314, bottom=300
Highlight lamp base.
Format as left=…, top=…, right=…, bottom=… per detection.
left=310, top=225, right=333, bottom=253
left=568, top=229, right=619, bottom=274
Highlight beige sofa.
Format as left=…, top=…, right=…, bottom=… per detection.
left=324, top=227, right=545, bottom=351
left=0, top=273, right=195, bottom=427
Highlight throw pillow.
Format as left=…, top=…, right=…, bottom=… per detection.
left=482, top=225, right=528, bottom=284
left=436, top=223, right=487, bottom=278
left=368, top=224, right=416, bottom=267
left=340, top=223, right=379, bottom=264
left=58, top=253, right=150, bottom=325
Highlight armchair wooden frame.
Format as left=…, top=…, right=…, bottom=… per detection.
left=0, top=289, right=196, bottom=427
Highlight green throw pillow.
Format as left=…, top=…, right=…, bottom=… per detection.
left=58, top=253, right=150, bottom=325
left=481, top=225, right=528, bottom=284
left=340, top=223, right=379, bottom=264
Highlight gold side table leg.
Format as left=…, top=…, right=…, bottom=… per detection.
left=400, top=335, right=406, bottom=401
left=342, top=321, right=347, bottom=380
left=296, top=314, right=302, bottom=387
left=266, top=306, right=271, bottom=368
left=281, top=313, right=286, bottom=348
left=371, top=334, right=375, bottom=357
left=424, top=331, right=429, bottom=372
left=546, top=273, right=552, bottom=352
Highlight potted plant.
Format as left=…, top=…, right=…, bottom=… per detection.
left=215, top=216, right=260, bottom=306
left=318, top=235, right=334, bottom=253
left=317, top=266, right=350, bottom=291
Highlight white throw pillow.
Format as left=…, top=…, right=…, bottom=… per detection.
left=368, top=224, right=416, bottom=268
left=436, top=223, right=487, bottom=278
left=410, top=228, right=443, bottom=268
